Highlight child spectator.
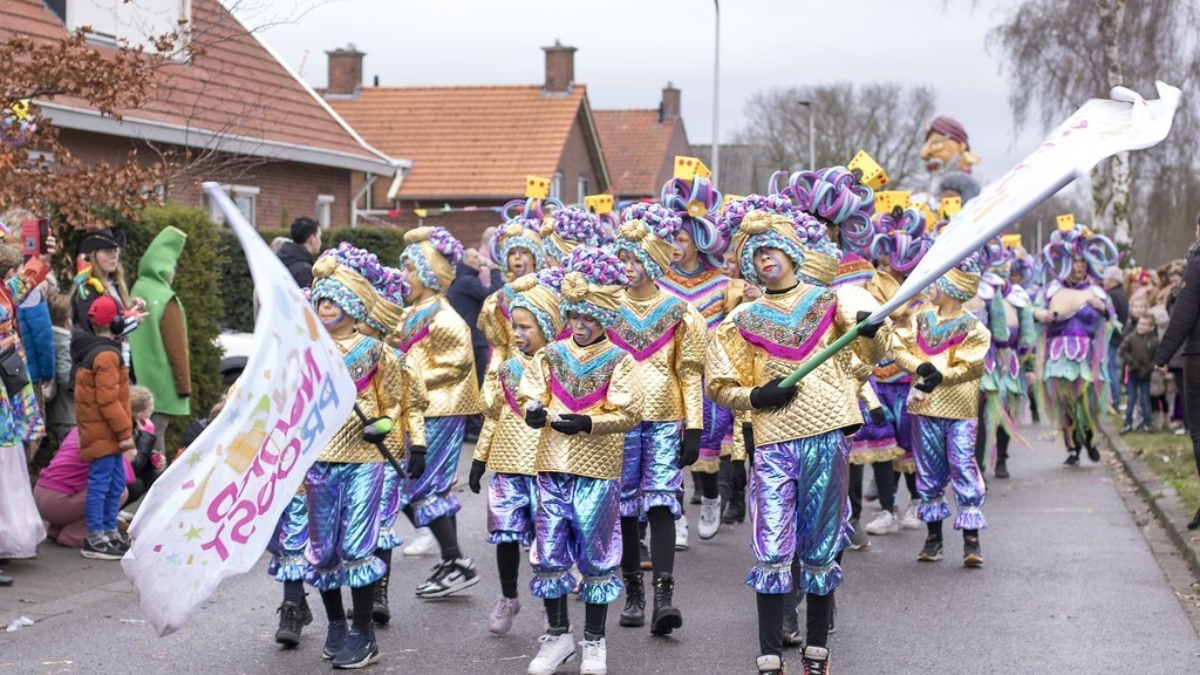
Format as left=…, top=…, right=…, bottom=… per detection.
left=1120, top=314, right=1159, bottom=433
left=125, top=385, right=165, bottom=505
left=33, top=426, right=133, bottom=548
left=45, top=291, right=75, bottom=445
left=72, top=295, right=133, bottom=560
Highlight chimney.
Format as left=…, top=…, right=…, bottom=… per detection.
left=326, top=45, right=365, bottom=97
left=542, top=40, right=577, bottom=94
left=660, top=82, right=681, bottom=122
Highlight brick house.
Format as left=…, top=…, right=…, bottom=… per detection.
left=3, top=0, right=406, bottom=230
left=689, top=144, right=776, bottom=197
left=326, top=42, right=610, bottom=248
left=594, top=85, right=692, bottom=205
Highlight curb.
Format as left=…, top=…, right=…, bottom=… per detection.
left=1097, top=420, right=1200, bottom=579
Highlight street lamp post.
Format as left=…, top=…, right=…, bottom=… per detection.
left=711, top=0, right=720, bottom=186
left=798, top=100, right=815, bottom=170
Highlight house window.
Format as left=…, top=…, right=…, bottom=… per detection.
left=551, top=173, right=563, bottom=201
left=26, top=151, right=56, bottom=166
left=65, top=0, right=190, bottom=53
left=204, top=185, right=259, bottom=227
left=577, top=177, right=589, bottom=204
left=316, top=195, right=336, bottom=229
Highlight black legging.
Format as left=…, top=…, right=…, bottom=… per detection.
left=1183, top=356, right=1200, bottom=479
left=848, top=461, right=896, bottom=519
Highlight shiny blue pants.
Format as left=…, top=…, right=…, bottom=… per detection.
left=913, top=415, right=987, bottom=530
left=620, top=420, right=684, bottom=518
left=303, top=461, right=386, bottom=591
left=402, top=415, right=465, bottom=527
left=267, top=492, right=310, bottom=582
left=530, top=473, right=623, bottom=605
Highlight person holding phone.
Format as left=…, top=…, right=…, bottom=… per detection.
left=72, top=228, right=147, bottom=345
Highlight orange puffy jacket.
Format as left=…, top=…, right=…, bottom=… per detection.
left=70, top=328, right=132, bottom=462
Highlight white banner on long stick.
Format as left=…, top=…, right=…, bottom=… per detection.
left=121, top=182, right=356, bottom=636
left=872, top=81, right=1182, bottom=322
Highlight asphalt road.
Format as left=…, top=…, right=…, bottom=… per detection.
left=2, top=424, right=1199, bottom=674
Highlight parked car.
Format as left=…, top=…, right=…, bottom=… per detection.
left=215, top=331, right=253, bottom=387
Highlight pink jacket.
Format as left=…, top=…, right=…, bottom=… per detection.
left=36, top=426, right=147, bottom=496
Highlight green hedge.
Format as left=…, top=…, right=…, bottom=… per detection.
left=217, top=226, right=409, bottom=333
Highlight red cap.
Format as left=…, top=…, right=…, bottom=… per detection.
left=88, top=295, right=120, bottom=328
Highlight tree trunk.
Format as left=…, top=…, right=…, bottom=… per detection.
left=1097, top=0, right=1131, bottom=245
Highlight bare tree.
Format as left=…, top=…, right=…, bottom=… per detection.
left=734, top=82, right=937, bottom=191
left=987, top=0, right=1200, bottom=261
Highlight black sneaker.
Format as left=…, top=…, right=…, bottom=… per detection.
left=1064, top=450, right=1080, bottom=466
left=81, top=536, right=124, bottom=561
left=275, top=600, right=312, bottom=647
left=963, top=536, right=984, bottom=567
left=1119, top=424, right=1133, bottom=435
left=1086, top=444, right=1101, bottom=463
left=415, top=557, right=480, bottom=599
left=1188, top=507, right=1200, bottom=531
left=994, top=460, right=1010, bottom=479
left=917, top=536, right=944, bottom=562
left=332, top=624, right=380, bottom=669
left=322, top=620, right=349, bottom=660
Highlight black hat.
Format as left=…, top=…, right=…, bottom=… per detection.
left=78, top=228, right=126, bottom=255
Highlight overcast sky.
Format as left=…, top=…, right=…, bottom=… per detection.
left=252, top=0, right=1046, bottom=187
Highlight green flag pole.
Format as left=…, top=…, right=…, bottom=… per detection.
left=779, top=321, right=864, bottom=388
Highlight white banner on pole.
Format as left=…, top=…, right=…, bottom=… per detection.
left=121, top=182, right=356, bottom=636
left=872, top=81, right=1182, bottom=322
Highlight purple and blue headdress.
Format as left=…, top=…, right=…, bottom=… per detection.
left=615, top=202, right=683, bottom=281
left=493, top=198, right=548, bottom=276
left=773, top=166, right=876, bottom=256
left=935, top=252, right=983, bottom=302
left=400, top=226, right=463, bottom=292
left=794, top=213, right=842, bottom=287
left=660, top=174, right=729, bottom=270
left=542, top=205, right=602, bottom=266
left=557, top=245, right=628, bottom=329
left=312, top=242, right=382, bottom=322
left=509, top=267, right=567, bottom=343
left=719, top=194, right=806, bottom=286
left=1039, top=224, right=1119, bottom=284
left=868, top=207, right=934, bottom=277
left=365, top=265, right=409, bottom=335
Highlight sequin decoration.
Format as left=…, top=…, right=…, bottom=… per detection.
left=733, top=286, right=836, bottom=360
left=915, top=310, right=976, bottom=355
left=545, top=340, right=626, bottom=412
left=607, top=294, right=687, bottom=362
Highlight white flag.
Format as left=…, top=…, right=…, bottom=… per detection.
left=121, top=182, right=356, bottom=636
left=872, top=81, right=1182, bottom=322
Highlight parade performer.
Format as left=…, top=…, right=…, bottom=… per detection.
left=468, top=267, right=564, bottom=636
left=478, top=201, right=548, bottom=374
left=519, top=246, right=641, bottom=675
left=1032, top=221, right=1119, bottom=465
left=541, top=204, right=602, bottom=267
left=856, top=203, right=934, bottom=536
left=707, top=194, right=888, bottom=675
left=397, top=226, right=484, bottom=598
left=608, top=202, right=706, bottom=635
left=893, top=253, right=990, bottom=567
left=658, top=169, right=749, bottom=534
left=304, top=243, right=423, bottom=669
left=972, top=239, right=1034, bottom=479
left=359, top=263, right=429, bottom=624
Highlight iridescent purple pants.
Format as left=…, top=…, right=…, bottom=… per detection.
left=488, top=472, right=537, bottom=546
left=304, top=461, right=387, bottom=591
left=267, top=492, right=309, bottom=582
left=377, top=463, right=405, bottom=550
left=620, top=420, right=684, bottom=518
left=913, top=415, right=987, bottom=530
left=697, top=397, right=733, bottom=472
left=402, top=415, right=465, bottom=527
left=746, top=431, right=850, bottom=596
left=530, top=473, right=623, bottom=605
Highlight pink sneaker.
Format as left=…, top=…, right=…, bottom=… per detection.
left=487, top=596, right=521, bottom=635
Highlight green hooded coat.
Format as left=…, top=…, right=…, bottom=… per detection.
left=129, top=227, right=191, bottom=416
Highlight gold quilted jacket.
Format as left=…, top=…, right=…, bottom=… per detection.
left=518, top=338, right=642, bottom=479
left=478, top=287, right=515, bottom=374
left=706, top=283, right=888, bottom=447
left=892, top=308, right=990, bottom=419
left=317, top=334, right=428, bottom=463
left=608, top=289, right=707, bottom=428
left=397, top=295, right=483, bottom=417
left=474, top=351, right=539, bottom=476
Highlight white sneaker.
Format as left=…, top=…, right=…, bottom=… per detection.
left=487, top=596, right=521, bottom=635
left=756, top=654, right=784, bottom=673
left=674, top=516, right=689, bottom=551
left=579, top=637, right=607, bottom=675
left=698, top=497, right=721, bottom=540
left=864, top=509, right=900, bottom=535
left=528, top=632, right=576, bottom=675
left=900, top=503, right=922, bottom=530
left=402, top=527, right=436, bottom=557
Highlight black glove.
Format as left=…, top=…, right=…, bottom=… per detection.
left=550, top=413, right=592, bottom=435
left=525, top=406, right=547, bottom=429
left=914, top=363, right=944, bottom=393
left=856, top=311, right=883, bottom=338
left=362, top=417, right=393, bottom=444
left=468, top=459, right=487, bottom=494
left=407, top=445, right=427, bottom=480
left=869, top=407, right=887, bottom=425
left=742, top=423, right=756, bottom=467
left=679, top=428, right=702, bottom=468
left=750, top=377, right=797, bottom=410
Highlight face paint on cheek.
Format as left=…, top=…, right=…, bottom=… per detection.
left=755, top=250, right=787, bottom=282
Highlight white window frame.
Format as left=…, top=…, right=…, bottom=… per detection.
left=577, top=176, right=589, bottom=205
left=316, top=194, right=336, bottom=229
left=27, top=151, right=56, bottom=166
left=551, top=173, right=563, bottom=201
left=204, top=184, right=259, bottom=227
left=68, top=0, right=191, bottom=56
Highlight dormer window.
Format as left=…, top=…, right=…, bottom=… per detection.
left=51, top=0, right=190, bottom=52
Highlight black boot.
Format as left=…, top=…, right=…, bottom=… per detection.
left=721, top=463, right=746, bottom=524
left=372, top=572, right=390, bottom=625
left=1188, top=506, right=1200, bottom=531
left=275, top=595, right=313, bottom=647
left=619, top=572, right=645, bottom=627
left=650, top=573, right=682, bottom=635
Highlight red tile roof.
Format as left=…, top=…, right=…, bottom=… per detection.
left=594, top=110, right=679, bottom=197
left=2, top=0, right=395, bottom=173
left=330, top=85, right=595, bottom=199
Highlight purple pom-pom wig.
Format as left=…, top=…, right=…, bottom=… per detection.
left=660, top=175, right=728, bottom=270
